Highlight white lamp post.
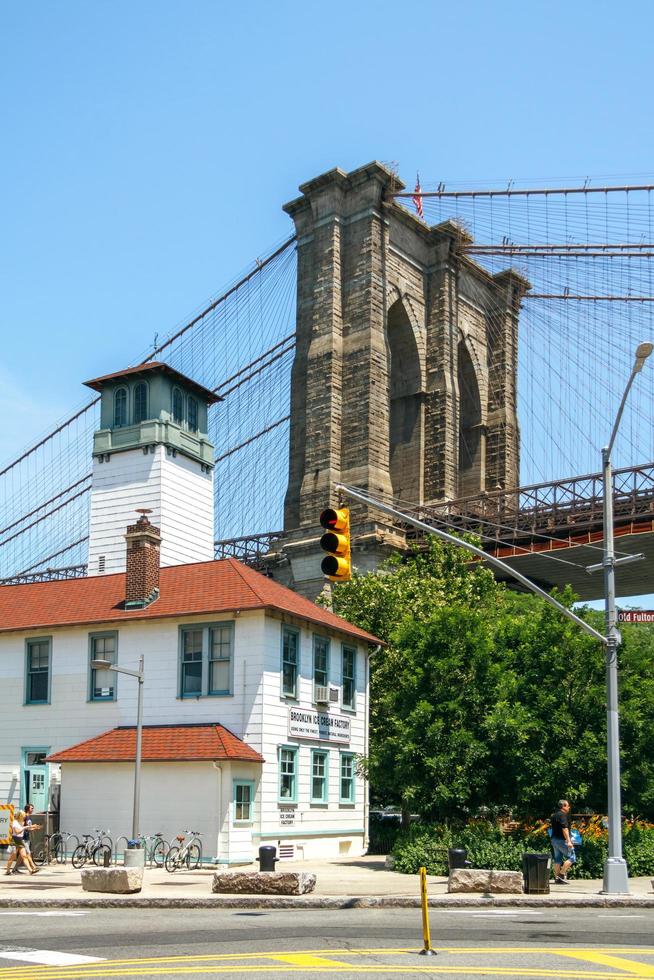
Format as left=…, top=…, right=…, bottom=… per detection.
left=599, top=341, right=653, bottom=894
left=90, top=655, right=144, bottom=841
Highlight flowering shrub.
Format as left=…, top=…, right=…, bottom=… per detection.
left=391, top=818, right=654, bottom=878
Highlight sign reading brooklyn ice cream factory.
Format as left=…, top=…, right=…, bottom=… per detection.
left=288, top=707, right=351, bottom=743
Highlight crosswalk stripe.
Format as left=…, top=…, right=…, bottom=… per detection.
left=0, top=952, right=104, bottom=967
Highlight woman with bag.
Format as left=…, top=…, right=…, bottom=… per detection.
left=4, top=810, right=39, bottom=876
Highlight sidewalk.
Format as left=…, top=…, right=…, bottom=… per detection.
left=1, top=855, right=653, bottom=908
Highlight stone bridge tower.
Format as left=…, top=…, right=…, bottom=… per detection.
left=277, top=162, right=529, bottom=597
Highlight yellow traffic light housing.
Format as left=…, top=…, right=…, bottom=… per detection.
left=319, top=507, right=352, bottom=581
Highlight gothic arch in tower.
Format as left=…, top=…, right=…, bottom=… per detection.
left=387, top=296, right=424, bottom=503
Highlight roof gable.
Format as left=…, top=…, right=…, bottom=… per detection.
left=46, top=723, right=264, bottom=764
left=0, top=558, right=380, bottom=644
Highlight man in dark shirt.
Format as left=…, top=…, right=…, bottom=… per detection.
left=550, top=799, right=575, bottom=883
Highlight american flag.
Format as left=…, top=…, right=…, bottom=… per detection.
left=412, top=173, right=424, bottom=220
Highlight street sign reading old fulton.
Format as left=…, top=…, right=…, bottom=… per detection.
left=618, top=610, right=654, bottom=623
left=288, top=707, right=351, bottom=743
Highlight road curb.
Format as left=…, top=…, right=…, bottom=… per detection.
left=1, top=894, right=654, bottom=910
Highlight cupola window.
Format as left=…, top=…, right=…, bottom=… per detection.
left=114, top=387, right=128, bottom=427
left=134, top=382, right=148, bottom=424
left=187, top=397, right=198, bottom=433
left=172, top=388, right=184, bottom=425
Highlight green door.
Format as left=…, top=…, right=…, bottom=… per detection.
left=22, top=749, right=49, bottom=812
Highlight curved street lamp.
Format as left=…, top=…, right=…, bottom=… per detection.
left=599, top=341, right=653, bottom=894
left=90, top=655, right=144, bottom=841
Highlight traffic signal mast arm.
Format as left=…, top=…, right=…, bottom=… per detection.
left=333, top=484, right=606, bottom=645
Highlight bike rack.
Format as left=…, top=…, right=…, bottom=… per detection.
left=114, top=836, right=130, bottom=866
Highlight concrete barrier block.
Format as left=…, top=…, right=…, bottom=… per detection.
left=212, top=871, right=316, bottom=895
left=81, top=867, right=143, bottom=893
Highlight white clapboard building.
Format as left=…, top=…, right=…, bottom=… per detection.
left=0, top=363, right=379, bottom=864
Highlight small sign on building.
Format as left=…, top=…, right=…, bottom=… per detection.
left=279, top=806, right=296, bottom=827
left=288, top=707, right=351, bottom=743
left=618, top=610, right=654, bottom=624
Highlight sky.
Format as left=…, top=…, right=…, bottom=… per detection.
left=2, top=0, right=653, bottom=604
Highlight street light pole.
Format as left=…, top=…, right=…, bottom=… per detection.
left=601, top=341, right=653, bottom=894
left=132, top=656, right=144, bottom=842
left=90, top=655, right=145, bottom=841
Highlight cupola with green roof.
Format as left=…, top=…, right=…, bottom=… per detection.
left=85, top=362, right=219, bottom=576
left=84, top=361, right=219, bottom=468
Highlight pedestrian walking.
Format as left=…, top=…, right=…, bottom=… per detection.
left=550, top=798, right=575, bottom=884
left=4, top=810, right=39, bottom=876
left=14, top=804, right=41, bottom=874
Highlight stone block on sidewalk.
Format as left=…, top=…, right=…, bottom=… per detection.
left=448, top=868, right=522, bottom=893
left=489, top=870, right=523, bottom=893
left=81, top=867, right=143, bottom=894
left=212, top=871, right=316, bottom=895
left=448, top=869, right=491, bottom=892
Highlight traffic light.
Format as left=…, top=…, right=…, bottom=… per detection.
left=319, top=507, right=352, bottom=582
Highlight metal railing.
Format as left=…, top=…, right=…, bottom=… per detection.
left=412, top=462, right=654, bottom=546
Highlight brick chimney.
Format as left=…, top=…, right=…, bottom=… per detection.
left=124, top=510, right=161, bottom=608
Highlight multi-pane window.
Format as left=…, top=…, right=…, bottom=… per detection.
left=180, top=623, right=233, bottom=698
left=313, top=636, right=329, bottom=699
left=134, top=382, right=148, bottom=423
left=187, top=397, right=198, bottom=432
left=311, top=749, right=328, bottom=803
left=181, top=628, right=204, bottom=697
left=281, top=627, right=299, bottom=698
left=90, top=633, right=117, bottom=701
left=26, top=639, right=50, bottom=704
left=340, top=752, right=355, bottom=803
left=342, top=646, right=356, bottom=710
left=278, top=746, right=298, bottom=801
left=233, top=781, right=254, bottom=822
left=114, top=387, right=127, bottom=427
left=172, top=387, right=184, bottom=424
left=209, top=625, right=232, bottom=695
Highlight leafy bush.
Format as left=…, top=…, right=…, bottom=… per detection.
left=391, top=818, right=654, bottom=878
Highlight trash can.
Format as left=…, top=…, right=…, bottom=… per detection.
left=522, top=852, right=550, bottom=894
left=448, top=848, right=471, bottom=871
left=124, top=840, right=145, bottom=869
left=258, top=845, right=277, bottom=872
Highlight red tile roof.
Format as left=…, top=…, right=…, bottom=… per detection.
left=46, top=723, right=264, bottom=764
left=0, top=558, right=380, bottom=644
left=83, top=361, right=221, bottom=404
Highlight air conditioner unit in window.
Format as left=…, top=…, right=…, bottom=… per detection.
left=315, top=685, right=329, bottom=703
left=329, top=687, right=339, bottom=703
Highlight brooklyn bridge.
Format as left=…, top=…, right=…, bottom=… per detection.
left=1, top=162, right=653, bottom=601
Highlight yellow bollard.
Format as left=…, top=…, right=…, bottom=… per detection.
left=418, top=866, right=436, bottom=956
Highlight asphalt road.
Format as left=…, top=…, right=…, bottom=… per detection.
left=1, top=907, right=654, bottom=979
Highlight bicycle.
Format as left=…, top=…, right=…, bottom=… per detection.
left=164, top=830, right=203, bottom=872
left=71, top=829, right=113, bottom=869
left=137, top=832, right=169, bottom=867
left=33, top=833, right=65, bottom=866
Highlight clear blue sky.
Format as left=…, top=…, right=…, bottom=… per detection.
left=2, top=0, right=653, bottom=603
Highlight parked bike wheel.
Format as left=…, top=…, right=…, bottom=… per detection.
left=187, top=843, right=202, bottom=870
left=33, top=847, right=47, bottom=866
left=53, top=837, right=65, bottom=864
left=92, top=844, right=112, bottom=866
left=151, top=839, right=168, bottom=867
left=164, top=846, right=181, bottom=873
left=71, top=844, right=88, bottom=869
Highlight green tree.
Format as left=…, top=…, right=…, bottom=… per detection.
left=329, top=541, right=654, bottom=821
